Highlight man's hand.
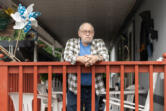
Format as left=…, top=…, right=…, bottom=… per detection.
left=85, top=55, right=99, bottom=66
left=76, top=55, right=102, bottom=67
left=76, top=56, right=90, bottom=64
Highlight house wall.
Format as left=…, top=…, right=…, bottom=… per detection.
left=133, top=0, right=166, bottom=110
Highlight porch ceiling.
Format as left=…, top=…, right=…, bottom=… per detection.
left=17, top=0, right=136, bottom=47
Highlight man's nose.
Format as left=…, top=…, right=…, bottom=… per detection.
left=86, top=31, right=90, bottom=35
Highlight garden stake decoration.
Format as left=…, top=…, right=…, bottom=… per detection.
left=11, top=3, right=41, bottom=55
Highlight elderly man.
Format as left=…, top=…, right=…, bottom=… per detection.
left=64, top=22, right=109, bottom=111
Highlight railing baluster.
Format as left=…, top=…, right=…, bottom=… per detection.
left=135, top=65, right=139, bottom=111
left=164, top=65, right=166, bottom=111
left=120, top=65, right=124, bottom=111
left=106, top=65, right=110, bottom=111
left=33, top=66, right=38, bottom=111
left=63, top=65, right=67, bottom=111
left=164, top=54, right=166, bottom=111
left=0, top=66, right=2, bottom=110
left=149, top=65, right=153, bottom=111
left=19, top=66, right=23, bottom=111
left=77, top=65, right=81, bottom=111
left=0, top=65, right=8, bottom=111
left=48, top=66, right=52, bottom=111
left=92, top=66, right=95, bottom=111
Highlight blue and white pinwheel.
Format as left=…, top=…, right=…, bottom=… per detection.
left=11, top=3, right=41, bottom=33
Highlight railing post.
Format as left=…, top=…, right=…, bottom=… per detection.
left=135, top=65, right=139, bottom=111
left=163, top=53, right=166, bottom=111
left=77, top=66, right=81, bottom=111
left=63, top=65, right=67, bottom=111
left=91, top=66, right=95, bottom=111
left=120, top=65, right=124, bottom=111
left=19, top=66, right=23, bottom=111
left=33, top=66, right=38, bottom=111
left=106, top=65, right=110, bottom=111
left=48, top=66, right=52, bottom=111
left=0, top=54, right=8, bottom=111
left=149, top=65, right=153, bottom=111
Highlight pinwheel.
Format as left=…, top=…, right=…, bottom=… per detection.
left=10, top=3, right=41, bottom=55
left=11, top=3, right=41, bottom=32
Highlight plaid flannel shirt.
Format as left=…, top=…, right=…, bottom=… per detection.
left=64, top=38, right=109, bottom=95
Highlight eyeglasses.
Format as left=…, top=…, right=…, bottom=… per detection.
left=80, top=30, right=94, bottom=35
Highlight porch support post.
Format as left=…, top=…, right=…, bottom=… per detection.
left=163, top=53, right=166, bottom=111
left=0, top=54, right=8, bottom=111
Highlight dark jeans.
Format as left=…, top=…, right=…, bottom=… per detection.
left=67, top=86, right=99, bottom=111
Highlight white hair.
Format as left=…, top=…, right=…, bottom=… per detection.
left=78, top=22, right=94, bottom=31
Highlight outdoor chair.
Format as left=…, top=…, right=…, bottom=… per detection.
left=37, top=83, right=63, bottom=111
left=9, top=92, right=34, bottom=111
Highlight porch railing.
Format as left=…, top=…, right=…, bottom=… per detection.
left=0, top=53, right=166, bottom=111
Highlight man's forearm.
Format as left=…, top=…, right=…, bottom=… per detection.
left=97, top=55, right=104, bottom=61
left=76, top=56, right=90, bottom=64
left=64, top=53, right=77, bottom=64
left=76, top=56, right=81, bottom=62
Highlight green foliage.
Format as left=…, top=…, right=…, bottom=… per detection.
left=0, top=9, right=10, bottom=19
left=40, top=73, right=57, bottom=82
left=0, top=36, right=11, bottom=41
left=13, top=29, right=26, bottom=40
left=0, top=10, right=10, bottom=31
left=0, top=29, right=25, bottom=41
left=40, top=74, right=48, bottom=82
left=38, top=40, right=62, bottom=60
